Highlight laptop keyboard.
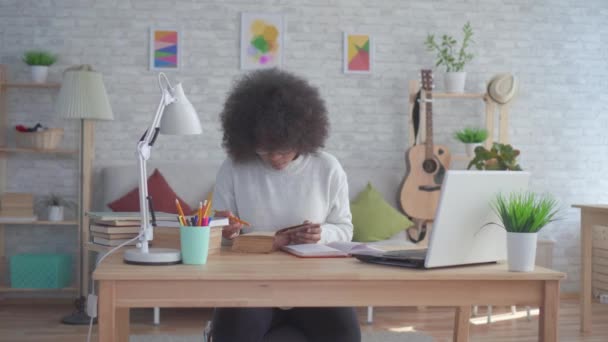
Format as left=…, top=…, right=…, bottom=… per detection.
left=383, top=249, right=428, bottom=259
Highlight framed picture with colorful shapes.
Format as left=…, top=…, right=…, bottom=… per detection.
left=150, top=28, right=180, bottom=70
left=240, top=12, right=284, bottom=70
left=343, top=33, right=373, bottom=74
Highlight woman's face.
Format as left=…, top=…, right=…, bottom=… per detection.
left=256, top=149, right=298, bottom=170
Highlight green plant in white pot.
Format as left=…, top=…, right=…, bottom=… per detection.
left=454, top=127, right=488, bottom=158
left=491, top=192, right=560, bottom=272
left=23, top=50, right=57, bottom=83
left=425, top=22, right=474, bottom=93
left=38, top=193, right=76, bottom=222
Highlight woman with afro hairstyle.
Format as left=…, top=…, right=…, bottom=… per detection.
left=211, top=68, right=360, bottom=342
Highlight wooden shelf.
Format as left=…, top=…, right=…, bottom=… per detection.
left=452, top=154, right=473, bottom=162
left=0, top=147, right=78, bottom=155
left=432, top=92, right=485, bottom=99
left=0, top=82, right=61, bottom=89
left=0, top=286, right=77, bottom=293
left=0, top=220, right=77, bottom=225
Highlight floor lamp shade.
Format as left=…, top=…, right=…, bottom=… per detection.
left=160, top=83, right=202, bottom=135
left=56, top=66, right=113, bottom=120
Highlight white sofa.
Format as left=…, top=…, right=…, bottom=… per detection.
left=94, top=161, right=412, bottom=243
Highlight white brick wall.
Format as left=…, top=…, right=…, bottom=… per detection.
left=2, top=0, right=608, bottom=293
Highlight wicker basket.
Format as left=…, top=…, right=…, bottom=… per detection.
left=15, top=128, right=64, bottom=150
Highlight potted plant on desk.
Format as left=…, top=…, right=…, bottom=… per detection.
left=491, top=192, right=560, bottom=272
left=38, top=193, right=76, bottom=222
left=454, top=127, right=488, bottom=158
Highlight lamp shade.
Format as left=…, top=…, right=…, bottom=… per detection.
left=160, top=83, right=202, bottom=135
left=56, top=65, right=113, bottom=120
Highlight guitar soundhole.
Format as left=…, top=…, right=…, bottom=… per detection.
left=422, top=159, right=438, bottom=173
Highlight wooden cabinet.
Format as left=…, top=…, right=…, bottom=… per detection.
left=0, top=65, right=80, bottom=296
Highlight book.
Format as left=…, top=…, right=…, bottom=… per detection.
left=281, top=241, right=384, bottom=258
left=93, top=236, right=138, bottom=246
left=231, top=232, right=275, bottom=253
left=91, top=232, right=139, bottom=240
left=231, top=224, right=312, bottom=254
left=87, top=211, right=176, bottom=221
left=90, top=224, right=140, bottom=234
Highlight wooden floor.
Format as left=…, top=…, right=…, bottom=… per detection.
left=0, top=298, right=607, bottom=341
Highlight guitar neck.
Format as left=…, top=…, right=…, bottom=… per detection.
left=424, top=90, right=434, bottom=158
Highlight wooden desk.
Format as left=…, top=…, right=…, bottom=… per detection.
left=93, top=251, right=564, bottom=342
left=572, top=204, right=608, bottom=332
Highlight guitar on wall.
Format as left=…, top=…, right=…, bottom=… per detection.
left=399, top=69, right=451, bottom=242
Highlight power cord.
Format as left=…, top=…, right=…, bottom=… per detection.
left=86, top=231, right=144, bottom=342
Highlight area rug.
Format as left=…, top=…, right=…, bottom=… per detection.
left=131, top=331, right=434, bottom=342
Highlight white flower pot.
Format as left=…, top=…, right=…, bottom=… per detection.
left=507, top=232, right=538, bottom=272
left=48, top=206, right=64, bottom=222
left=444, top=71, right=466, bottom=93
left=465, top=142, right=484, bottom=158
left=31, top=66, right=49, bottom=83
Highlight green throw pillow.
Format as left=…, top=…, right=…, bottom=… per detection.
left=350, top=182, right=413, bottom=242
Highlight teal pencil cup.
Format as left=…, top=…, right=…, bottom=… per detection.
left=180, top=226, right=210, bottom=265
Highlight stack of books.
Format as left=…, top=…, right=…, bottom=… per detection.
left=0, top=192, right=36, bottom=222
left=88, top=211, right=178, bottom=247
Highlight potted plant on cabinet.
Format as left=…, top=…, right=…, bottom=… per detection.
left=23, top=50, right=57, bottom=83
left=454, top=127, right=488, bottom=158
left=491, top=192, right=560, bottom=272
left=467, top=142, right=522, bottom=171
left=425, top=22, right=474, bottom=93
left=38, top=194, right=76, bottom=222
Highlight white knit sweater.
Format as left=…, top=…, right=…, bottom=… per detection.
left=213, top=151, right=353, bottom=244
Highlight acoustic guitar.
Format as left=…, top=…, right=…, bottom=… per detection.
left=400, top=69, right=451, bottom=222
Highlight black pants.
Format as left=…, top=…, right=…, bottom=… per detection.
left=211, top=307, right=361, bottom=342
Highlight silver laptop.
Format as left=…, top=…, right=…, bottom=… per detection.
left=354, top=170, right=530, bottom=269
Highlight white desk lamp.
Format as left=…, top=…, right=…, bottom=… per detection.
left=123, top=73, right=202, bottom=265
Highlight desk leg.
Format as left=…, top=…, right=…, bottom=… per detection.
left=453, top=306, right=471, bottom=342
left=580, top=212, right=592, bottom=333
left=99, top=281, right=120, bottom=342
left=117, top=307, right=130, bottom=342
left=539, top=280, right=559, bottom=342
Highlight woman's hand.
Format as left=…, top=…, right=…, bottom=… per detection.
left=215, top=210, right=243, bottom=240
left=289, top=220, right=322, bottom=244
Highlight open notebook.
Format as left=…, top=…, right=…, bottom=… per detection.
left=281, top=241, right=384, bottom=258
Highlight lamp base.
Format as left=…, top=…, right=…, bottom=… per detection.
left=123, top=247, right=181, bottom=265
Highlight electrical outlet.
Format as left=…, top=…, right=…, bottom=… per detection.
left=600, top=293, right=608, bottom=304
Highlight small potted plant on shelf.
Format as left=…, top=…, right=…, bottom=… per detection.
left=38, top=194, right=76, bottom=222
left=491, top=192, right=560, bottom=272
left=454, top=127, right=488, bottom=158
left=425, top=22, right=474, bottom=93
left=22, top=50, right=57, bottom=83
left=467, top=142, right=522, bottom=171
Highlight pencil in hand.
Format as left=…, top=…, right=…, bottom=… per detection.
left=213, top=210, right=251, bottom=227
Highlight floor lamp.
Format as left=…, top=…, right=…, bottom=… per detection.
left=55, top=65, right=113, bottom=325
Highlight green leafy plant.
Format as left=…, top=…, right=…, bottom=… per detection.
left=467, top=143, right=522, bottom=171
left=454, top=127, right=488, bottom=143
left=425, top=22, right=474, bottom=72
left=491, top=192, right=560, bottom=233
left=38, top=193, right=76, bottom=208
left=22, top=50, right=57, bottom=66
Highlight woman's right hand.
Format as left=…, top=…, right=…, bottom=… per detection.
left=215, top=210, right=243, bottom=240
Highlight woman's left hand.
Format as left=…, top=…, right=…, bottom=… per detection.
left=290, top=220, right=322, bottom=244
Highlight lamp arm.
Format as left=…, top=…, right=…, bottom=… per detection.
left=136, top=78, right=176, bottom=252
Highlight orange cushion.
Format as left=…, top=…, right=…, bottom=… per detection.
left=107, top=168, right=192, bottom=215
